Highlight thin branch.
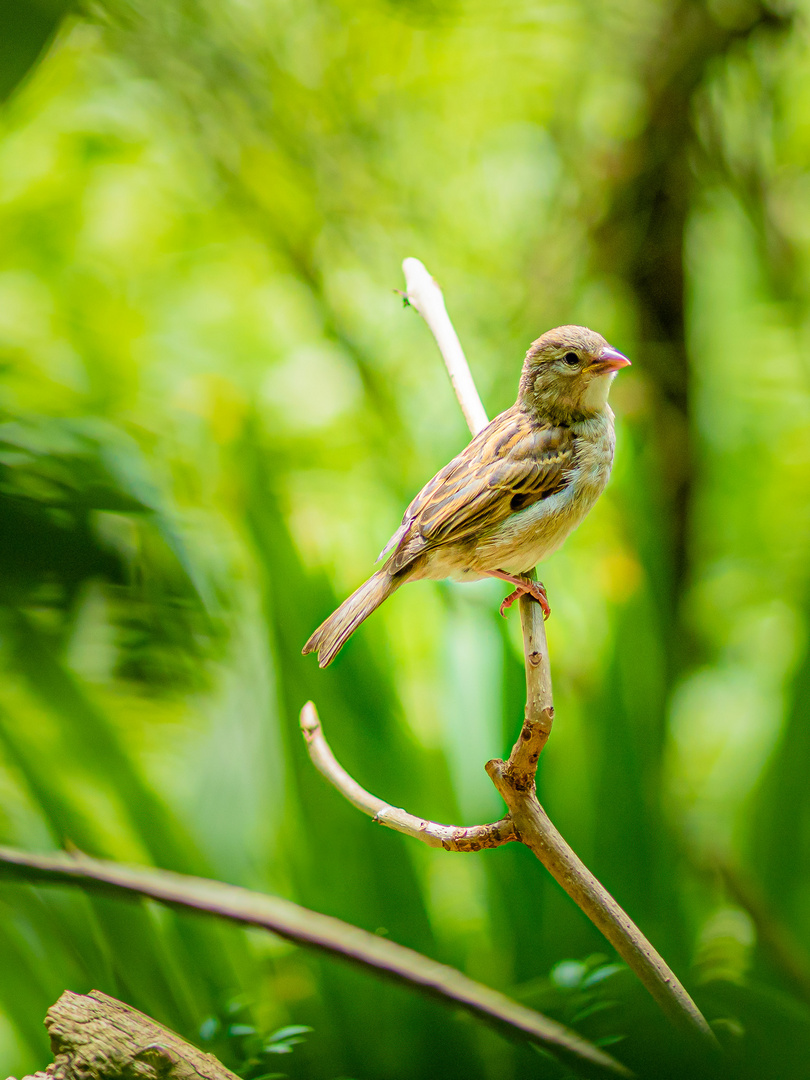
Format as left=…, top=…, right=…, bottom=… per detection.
left=0, top=845, right=631, bottom=1078
left=402, top=257, right=489, bottom=436
left=301, top=702, right=516, bottom=851
left=303, top=693, right=717, bottom=1047
left=486, top=764, right=715, bottom=1044
left=486, top=592, right=718, bottom=1044
left=415, top=260, right=717, bottom=1048
left=504, top=585, right=555, bottom=788
left=301, top=258, right=720, bottom=1052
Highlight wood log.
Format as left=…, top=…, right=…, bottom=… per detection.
left=7, top=989, right=238, bottom=1080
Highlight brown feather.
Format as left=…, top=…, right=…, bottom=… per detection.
left=385, top=408, right=574, bottom=574
left=302, top=569, right=402, bottom=667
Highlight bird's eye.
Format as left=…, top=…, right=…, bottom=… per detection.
left=562, top=352, right=579, bottom=366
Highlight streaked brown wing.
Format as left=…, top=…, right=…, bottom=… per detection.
left=385, top=407, right=575, bottom=574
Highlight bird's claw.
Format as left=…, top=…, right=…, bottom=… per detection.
left=499, top=580, right=550, bottom=620
left=499, top=589, right=520, bottom=616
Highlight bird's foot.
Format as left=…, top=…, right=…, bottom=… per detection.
left=488, top=571, right=551, bottom=620
left=499, top=588, right=522, bottom=616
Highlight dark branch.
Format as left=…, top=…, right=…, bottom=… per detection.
left=0, top=845, right=630, bottom=1078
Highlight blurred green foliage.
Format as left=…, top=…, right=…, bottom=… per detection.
left=1, top=0, right=810, bottom=1076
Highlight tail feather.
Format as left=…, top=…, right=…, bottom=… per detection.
left=302, top=569, right=400, bottom=667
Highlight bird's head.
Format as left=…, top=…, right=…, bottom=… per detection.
left=518, top=325, right=630, bottom=422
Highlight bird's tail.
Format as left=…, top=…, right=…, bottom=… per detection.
left=302, top=569, right=401, bottom=668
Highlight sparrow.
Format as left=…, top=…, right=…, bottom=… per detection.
left=303, top=325, right=630, bottom=667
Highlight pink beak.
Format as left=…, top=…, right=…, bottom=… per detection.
left=591, top=346, right=631, bottom=374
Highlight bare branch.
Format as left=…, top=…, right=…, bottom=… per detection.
left=402, top=257, right=489, bottom=437
left=485, top=763, right=718, bottom=1047
left=402, top=259, right=719, bottom=1046
left=301, top=258, right=719, bottom=1052
left=301, top=702, right=517, bottom=852
left=503, top=587, right=555, bottom=789
left=0, top=846, right=632, bottom=1078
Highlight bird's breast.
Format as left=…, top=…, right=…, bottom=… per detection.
left=468, top=414, right=615, bottom=576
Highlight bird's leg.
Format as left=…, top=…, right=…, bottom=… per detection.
left=487, top=570, right=551, bottom=620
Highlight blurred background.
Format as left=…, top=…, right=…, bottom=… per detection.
left=2, top=0, right=810, bottom=1076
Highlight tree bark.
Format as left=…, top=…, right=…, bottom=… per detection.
left=8, top=989, right=238, bottom=1080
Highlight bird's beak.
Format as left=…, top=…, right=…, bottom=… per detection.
left=590, top=346, right=631, bottom=375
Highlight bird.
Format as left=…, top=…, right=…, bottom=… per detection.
left=303, top=325, right=630, bottom=667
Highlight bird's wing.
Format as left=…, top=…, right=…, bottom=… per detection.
left=384, top=408, right=575, bottom=574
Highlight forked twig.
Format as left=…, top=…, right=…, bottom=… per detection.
left=301, top=257, right=719, bottom=1051
left=301, top=703, right=516, bottom=851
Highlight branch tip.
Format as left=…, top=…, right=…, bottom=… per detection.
left=401, top=257, right=488, bottom=437
left=300, top=700, right=321, bottom=740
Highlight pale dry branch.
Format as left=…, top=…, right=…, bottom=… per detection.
left=301, top=702, right=516, bottom=851
left=301, top=258, right=720, bottom=1053
left=485, top=764, right=715, bottom=1043
left=402, top=257, right=489, bottom=436
left=502, top=583, right=555, bottom=789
